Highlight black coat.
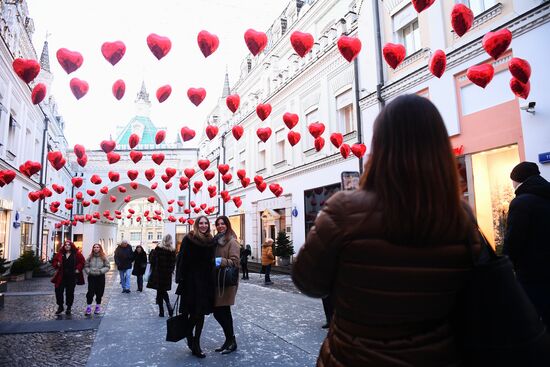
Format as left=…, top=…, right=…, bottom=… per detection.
left=240, top=246, right=251, bottom=266
left=175, top=233, right=215, bottom=315
left=114, top=245, right=134, bottom=270
left=132, top=251, right=148, bottom=276
left=503, top=175, right=550, bottom=282
left=147, top=246, right=176, bottom=291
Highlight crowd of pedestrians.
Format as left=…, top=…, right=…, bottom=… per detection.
left=47, top=95, right=549, bottom=365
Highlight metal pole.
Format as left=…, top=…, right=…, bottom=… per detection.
left=373, top=0, right=385, bottom=108
left=353, top=58, right=364, bottom=174
left=221, top=133, right=226, bottom=216
left=35, top=117, right=49, bottom=257
left=69, top=174, right=76, bottom=241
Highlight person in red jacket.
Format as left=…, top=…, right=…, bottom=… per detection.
left=51, top=241, right=85, bottom=315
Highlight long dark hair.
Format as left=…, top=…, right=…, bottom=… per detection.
left=360, top=94, right=469, bottom=244
left=215, top=215, right=237, bottom=242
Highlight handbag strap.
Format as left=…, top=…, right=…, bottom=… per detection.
left=172, top=295, right=180, bottom=316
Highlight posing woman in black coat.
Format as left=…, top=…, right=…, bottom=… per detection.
left=175, top=215, right=216, bottom=358
left=132, top=245, right=148, bottom=292
left=147, top=235, right=176, bottom=317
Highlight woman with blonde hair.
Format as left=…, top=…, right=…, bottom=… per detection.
left=147, top=234, right=176, bottom=318
left=84, top=243, right=110, bottom=315
left=175, top=215, right=216, bottom=358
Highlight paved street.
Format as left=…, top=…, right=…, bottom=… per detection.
left=0, top=269, right=327, bottom=366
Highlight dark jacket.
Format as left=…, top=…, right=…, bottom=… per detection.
left=132, top=250, right=148, bottom=276
left=240, top=246, right=251, bottom=266
left=114, top=244, right=134, bottom=271
left=51, top=243, right=85, bottom=288
left=292, top=190, right=479, bottom=367
left=503, top=175, right=550, bottom=282
left=175, top=232, right=215, bottom=315
left=147, top=245, right=176, bottom=291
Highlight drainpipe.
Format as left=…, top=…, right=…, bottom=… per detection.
left=373, top=0, right=385, bottom=108
left=221, top=133, right=226, bottom=216
left=353, top=58, right=364, bottom=173
left=68, top=173, right=77, bottom=241
left=35, top=117, right=49, bottom=258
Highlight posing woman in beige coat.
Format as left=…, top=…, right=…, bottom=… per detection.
left=212, top=215, right=240, bottom=355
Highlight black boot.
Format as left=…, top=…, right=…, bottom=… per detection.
left=55, top=305, right=64, bottom=315
left=221, top=336, right=237, bottom=354
left=65, top=306, right=72, bottom=315
left=158, top=304, right=164, bottom=317
left=186, top=333, right=194, bottom=351
left=215, top=339, right=230, bottom=352
left=191, top=338, right=206, bottom=358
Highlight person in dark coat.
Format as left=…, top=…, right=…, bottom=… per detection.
left=503, top=161, right=550, bottom=328
left=240, top=244, right=251, bottom=280
left=292, top=95, right=481, bottom=366
left=147, top=234, right=176, bottom=317
left=132, top=245, right=148, bottom=292
left=51, top=241, right=85, bottom=315
left=175, top=215, right=215, bottom=358
left=114, top=240, right=134, bottom=293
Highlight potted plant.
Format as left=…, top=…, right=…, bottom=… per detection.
left=274, top=230, right=294, bottom=266
left=12, top=251, right=40, bottom=280
left=8, top=257, right=26, bottom=281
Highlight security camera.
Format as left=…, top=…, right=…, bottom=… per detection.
left=520, top=101, right=536, bottom=114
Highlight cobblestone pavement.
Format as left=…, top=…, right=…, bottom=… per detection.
left=240, top=271, right=302, bottom=294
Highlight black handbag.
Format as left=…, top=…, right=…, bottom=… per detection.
left=166, top=296, right=189, bottom=343
left=454, top=229, right=550, bottom=366
left=216, top=266, right=239, bottom=288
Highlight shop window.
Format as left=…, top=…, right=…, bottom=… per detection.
left=130, top=232, right=141, bottom=241
left=471, top=145, right=519, bottom=252
left=393, top=4, right=421, bottom=57
left=20, top=222, right=33, bottom=255
left=456, top=0, right=497, bottom=16
left=275, top=129, right=286, bottom=163
left=304, top=183, right=340, bottom=236
left=336, top=89, right=354, bottom=134
left=257, top=141, right=266, bottom=171
left=304, top=107, right=319, bottom=149
left=7, top=113, right=18, bottom=158
left=76, top=201, right=83, bottom=215
left=147, top=232, right=153, bottom=240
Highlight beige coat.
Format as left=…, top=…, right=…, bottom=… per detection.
left=214, top=235, right=240, bottom=307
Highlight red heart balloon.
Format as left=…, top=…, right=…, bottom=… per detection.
left=100, top=186, right=109, bottom=194
left=290, top=31, right=314, bottom=57
left=256, top=103, right=272, bottom=121
left=101, top=41, right=126, bottom=66
left=308, top=122, right=325, bottom=138
left=218, top=165, right=229, bottom=175
left=127, top=170, right=138, bottom=181
left=161, top=174, right=170, bottom=183
left=77, top=155, right=88, bottom=167
left=383, top=43, right=406, bottom=69
left=130, top=182, right=138, bottom=190
left=283, top=112, right=299, bottom=129
left=510, top=78, right=530, bottom=99
left=232, top=196, right=242, bottom=208
left=72, top=177, right=83, bottom=188
left=287, top=131, right=301, bottom=146
left=269, top=183, right=283, bottom=197
left=150, top=182, right=158, bottom=190
left=194, top=181, right=203, bottom=190
left=31, top=83, right=47, bottom=104
left=90, top=175, right=102, bottom=185
left=244, top=29, right=268, bottom=56
left=100, top=140, right=116, bottom=153
left=337, top=36, right=362, bottom=62
left=155, top=130, right=166, bottom=144
left=226, top=94, right=240, bottom=113
left=118, top=186, right=126, bottom=193
left=451, top=4, right=474, bottom=37
left=152, top=153, right=165, bottom=165
left=222, top=173, right=233, bottom=184
left=314, top=137, right=325, bottom=152
left=340, top=144, right=351, bottom=158
left=52, top=184, right=64, bottom=194
left=240, top=177, right=251, bottom=188
left=411, top=0, right=435, bottom=13
left=236, top=169, right=247, bottom=180
left=47, top=151, right=64, bottom=166
left=165, top=167, right=176, bottom=178
left=198, top=159, right=210, bottom=171
left=429, top=50, right=447, bottom=78
left=254, top=175, right=264, bottom=185
left=482, top=28, right=512, bottom=60
left=28, top=191, right=41, bottom=202
left=108, top=171, right=120, bottom=182
left=0, top=170, right=16, bottom=186
left=197, top=30, right=219, bottom=58
left=351, top=143, right=366, bottom=158
left=204, top=170, right=215, bottom=181
left=256, top=181, right=267, bottom=192
left=147, top=33, right=172, bottom=60
left=130, top=150, right=143, bottom=163
left=147, top=196, right=155, bottom=203
left=206, top=125, right=219, bottom=140
left=232, top=126, right=244, bottom=140
left=165, top=182, right=173, bottom=190
left=70, top=78, right=89, bottom=100
left=107, top=152, right=121, bottom=164
left=467, top=64, right=494, bottom=88
left=112, top=79, right=125, bottom=100
left=330, top=133, right=343, bottom=148
left=256, top=127, right=272, bottom=142
left=110, top=195, right=117, bottom=203
left=187, top=87, right=206, bottom=106
left=508, top=57, right=531, bottom=84
left=184, top=168, right=195, bottom=178
left=128, top=133, right=140, bottom=149
left=156, top=85, right=172, bottom=103
left=56, top=48, right=83, bottom=74
left=181, top=127, right=196, bottom=142
left=12, top=58, right=40, bottom=83
left=73, top=144, right=86, bottom=158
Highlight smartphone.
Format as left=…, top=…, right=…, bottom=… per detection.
left=341, top=171, right=360, bottom=191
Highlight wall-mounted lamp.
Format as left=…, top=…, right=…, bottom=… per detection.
left=520, top=101, right=536, bottom=114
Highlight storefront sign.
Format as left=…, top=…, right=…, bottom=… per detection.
left=538, top=152, right=550, bottom=164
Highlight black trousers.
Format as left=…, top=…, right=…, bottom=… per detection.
left=156, top=290, right=170, bottom=306
left=136, top=275, right=143, bottom=291
left=86, top=274, right=105, bottom=304
left=241, top=262, right=249, bottom=279
left=55, top=279, right=76, bottom=307
left=213, top=306, right=234, bottom=339
left=264, top=264, right=272, bottom=283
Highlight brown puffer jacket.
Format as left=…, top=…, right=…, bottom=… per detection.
left=292, top=189, right=479, bottom=367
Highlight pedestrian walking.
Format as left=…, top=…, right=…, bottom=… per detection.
left=114, top=240, right=134, bottom=293
left=292, top=95, right=484, bottom=366
left=147, top=234, right=176, bottom=317
left=261, top=238, right=275, bottom=285
left=240, top=244, right=251, bottom=280
left=503, top=161, right=550, bottom=328
left=51, top=241, right=85, bottom=315
left=175, top=215, right=216, bottom=358
left=83, top=243, right=110, bottom=315
left=132, top=245, right=147, bottom=292
left=212, top=215, right=240, bottom=354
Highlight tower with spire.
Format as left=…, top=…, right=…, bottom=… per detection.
left=35, top=34, right=53, bottom=93
left=135, top=81, right=152, bottom=117
left=222, top=66, right=231, bottom=99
